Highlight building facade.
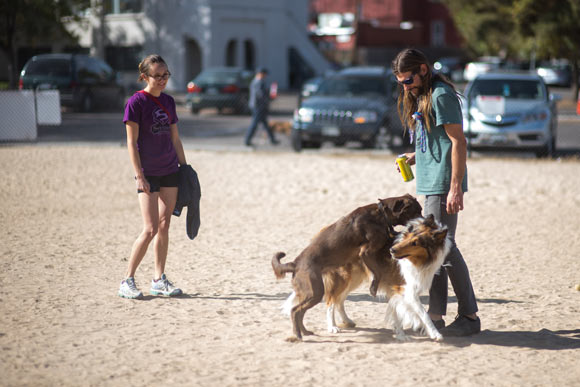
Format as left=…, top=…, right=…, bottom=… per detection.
left=309, top=0, right=465, bottom=66
left=65, top=0, right=331, bottom=91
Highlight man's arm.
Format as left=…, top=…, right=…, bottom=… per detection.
left=444, top=123, right=467, bottom=214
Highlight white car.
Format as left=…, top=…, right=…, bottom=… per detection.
left=462, top=72, right=560, bottom=157
left=463, top=57, right=501, bottom=82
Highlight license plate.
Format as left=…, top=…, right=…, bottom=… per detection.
left=481, top=134, right=514, bottom=145
left=207, top=87, right=218, bottom=95
left=192, top=96, right=201, bottom=103
left=322, top=126, right=340, bottom=136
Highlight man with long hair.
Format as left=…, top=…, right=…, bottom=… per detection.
left=392, top=48, right=480, bottom=336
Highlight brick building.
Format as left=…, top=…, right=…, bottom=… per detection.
left=309, top=0, right=465, bottom=66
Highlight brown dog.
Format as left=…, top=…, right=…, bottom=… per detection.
left=272, top=194, right=422, bottom=341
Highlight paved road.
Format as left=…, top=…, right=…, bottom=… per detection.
left=36, top=91, right=580, bottom=158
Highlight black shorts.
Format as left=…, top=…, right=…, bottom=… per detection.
left=137, top=171, right=179, bottom=193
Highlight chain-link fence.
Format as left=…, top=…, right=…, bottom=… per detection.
left=0, top=90, right=61, bottom=141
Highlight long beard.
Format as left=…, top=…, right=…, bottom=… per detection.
left=406, top=74, right=428, bottom=98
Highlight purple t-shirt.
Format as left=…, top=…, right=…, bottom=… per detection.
left=123, top=91, right=179, bottom=176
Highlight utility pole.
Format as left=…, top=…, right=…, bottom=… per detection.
left=351, top=0, right=362, bottom=66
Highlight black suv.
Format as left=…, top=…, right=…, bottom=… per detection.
left=19, top=53, right=125, bottom=112
left=291, top=66, right=404, bottom=151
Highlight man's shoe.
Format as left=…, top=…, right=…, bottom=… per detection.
left=118, top=277, right=143, bottom=299
left=150, top=274, right=183, bottom=297
left=440, top=315, right=480, bottom=337
left=432, top=319, right=445, bottom=330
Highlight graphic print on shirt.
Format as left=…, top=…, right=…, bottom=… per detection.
left=151, top=108, right=170, bottom=134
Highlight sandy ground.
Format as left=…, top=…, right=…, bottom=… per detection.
left=1, top=144, right=579, bottom=387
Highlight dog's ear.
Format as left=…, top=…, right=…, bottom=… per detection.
left=434, top=228, right=448, bottom=243
left=388, top=198, right=405, bottom=216
left=425, top=214, right=435, bottom=226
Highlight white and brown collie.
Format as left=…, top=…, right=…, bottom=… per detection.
left=282, top=215, right=450, bottom=341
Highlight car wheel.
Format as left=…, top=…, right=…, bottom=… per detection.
left=291, top=129, right=303, bottom=152
left=191, top=107, right=200, bottom=115
left=361, top=135, right=377, bottom=149
left=535, top=133, right=556, bottom=158
left=302, top=140, right=322, bottom=149
left=80, top=93, right=93, bottom=112
left=235, top=96, right=250, bottom=115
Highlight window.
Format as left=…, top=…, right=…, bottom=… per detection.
left=431, top=20, right=445, bottom=47
left=25, top=58, right=71, bottom=77
left=104, top=0, right=143, bottom=14
left=226, top=40, right=237, bottom=67
left=105, top=46, right=142, bottom=71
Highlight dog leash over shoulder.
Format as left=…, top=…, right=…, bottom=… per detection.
left=137, top=90, right=172, bottom=122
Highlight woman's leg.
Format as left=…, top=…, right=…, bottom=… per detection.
left=125, top=191, right=160, bottom=278
left=153, top=186, right=178, bottom=279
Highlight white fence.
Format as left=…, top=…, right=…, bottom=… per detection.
left=0, top=90, right=61, bottom=141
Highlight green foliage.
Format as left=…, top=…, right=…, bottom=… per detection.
left=0, top=0, right=87, bottom=88
left=513, top=0, right=580, bottom=59
left=443, top=0, right=580, bottom=61
left=443, top=0, right=520, bottom=58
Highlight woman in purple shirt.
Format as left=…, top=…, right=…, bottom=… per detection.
left=118, top=54, right=187, bottom=299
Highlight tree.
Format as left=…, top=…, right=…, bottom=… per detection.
left=0, top=0, right=87, bottom=89
left=513, top=0, right=580, bottom=100
left=442, top=0, right=522, bottom=59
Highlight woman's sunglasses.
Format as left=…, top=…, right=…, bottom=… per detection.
left=398, top=72, right=416, bottom=85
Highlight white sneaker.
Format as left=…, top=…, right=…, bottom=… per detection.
left=150, top=274, right=182, bottom=297
left=118, top=277, right=143, bottom=299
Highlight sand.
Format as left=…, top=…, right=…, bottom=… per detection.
left=1, top=144, right=579, bottom=387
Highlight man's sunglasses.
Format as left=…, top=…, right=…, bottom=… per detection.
left=398, top=73, right=416, bottom=86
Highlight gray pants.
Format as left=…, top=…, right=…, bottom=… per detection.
left=424, top=195, right=478, bottom=317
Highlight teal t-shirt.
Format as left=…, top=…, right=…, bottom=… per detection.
left=415, top=81, right=468, bottom=195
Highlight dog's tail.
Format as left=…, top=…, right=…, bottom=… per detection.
left=272, top=252, right=296, bottom=279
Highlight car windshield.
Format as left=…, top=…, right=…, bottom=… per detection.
left=469, top=79, right=545, bottom=101
left=25, top=59, right=71, bottom=77
left=316, top=76, right=386, bottom=97
left=195, top=70, right=239, bottom=84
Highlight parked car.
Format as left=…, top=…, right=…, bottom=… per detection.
left=298, top=76, right=325, bottom=104
left=291, top=66, right=404, bottom=151
left=463, top=57, right=502, bottom=82
left=536, top=60, right=572, bottom=87
left=19, top=53, right=125, bottom=112
left=462, top=72, right=560, bottom=157
left=186, top=67, right=253, bottom=114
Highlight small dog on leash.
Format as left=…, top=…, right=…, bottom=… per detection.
left=272, top=194, right=422, bottom=342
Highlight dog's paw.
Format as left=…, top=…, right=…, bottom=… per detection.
left=302, top=329, right=315, bottom=336
left=285, top=336, right=302, bottom=343
left=395, top=333, right=411, bottom=342
left=328, top=326, right=341, bottom=334
left=432, top=333, right=444, bottom=342
left=338, top=321, right=356, bottom=329
left=369, top=282, right=378, bottom=298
